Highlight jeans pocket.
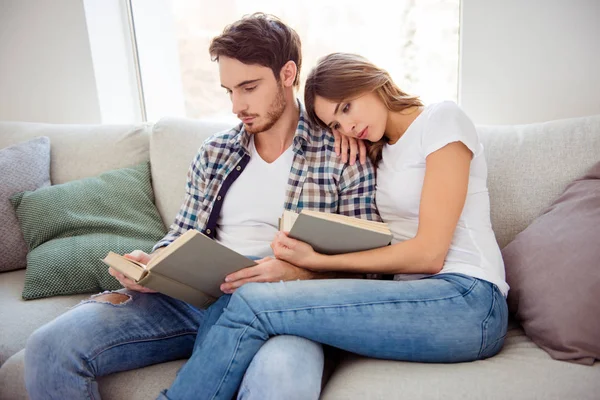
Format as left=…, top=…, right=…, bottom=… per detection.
left=433, top=273, right=479, bottom=296
left=479, top=286, right=509, bottom=359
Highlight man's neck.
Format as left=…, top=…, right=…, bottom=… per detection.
left=254, top=96, right=300, bottom=163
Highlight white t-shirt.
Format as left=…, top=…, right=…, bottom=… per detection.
left=216, top=136, right=294, bottom=258
left=376, top=101, right=509, bottom=295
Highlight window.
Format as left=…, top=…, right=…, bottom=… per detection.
left=133, top=0, right=460, bottom=121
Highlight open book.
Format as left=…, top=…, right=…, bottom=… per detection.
left=279, top=210, right=393, bottom=254
left=102, top=229, right=256, bottom=309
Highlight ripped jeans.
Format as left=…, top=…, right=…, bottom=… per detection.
left=24, top=289, right=324, bottom=400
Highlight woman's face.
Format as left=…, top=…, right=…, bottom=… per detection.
left=314, top=91, right=388, bottom=142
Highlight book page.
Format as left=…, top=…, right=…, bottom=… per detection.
left=147, top=229, right=199, bottom=270
left=102, top=252, right=147, bottom=282
left=280, top=210, right=300, bottom=232
left=300, top=210, right=391, bottom=234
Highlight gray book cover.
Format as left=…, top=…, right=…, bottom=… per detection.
left=139, top=272, right=217, bottom=309
left=289, top=214, right=393, bottom=255
left=146, top=231, right=257, bottom=300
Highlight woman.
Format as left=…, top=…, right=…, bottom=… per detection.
left=159, top=53, right=508, bottom=400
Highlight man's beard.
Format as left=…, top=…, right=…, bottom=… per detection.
left=244, top=87, right=287, bottom=134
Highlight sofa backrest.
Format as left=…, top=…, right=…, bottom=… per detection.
left=479, top=114, right=600, bottom=248
left=149, top=117, right=232, bottom=228
left=150, top=114, right=600, bottom=249
left=3, top=113, right=598, bottom=250
left=0, top=121, right=152, bottom=185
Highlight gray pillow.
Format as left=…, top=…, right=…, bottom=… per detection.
left=503, top=160, right=600, bottom=365
left=0, top=137, right=51, bottom=272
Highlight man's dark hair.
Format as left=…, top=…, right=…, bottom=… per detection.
left=209, top=13, right=302, bottom=87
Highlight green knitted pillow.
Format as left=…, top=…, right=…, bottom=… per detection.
left=10, top=162, right=166, bottom=300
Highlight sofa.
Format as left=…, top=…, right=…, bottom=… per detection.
left=1, top=114, right=599, bottom=400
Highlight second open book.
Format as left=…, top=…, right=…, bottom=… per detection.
left=279, top=210, right=392, bottom=254
left=103, top=210, right=392, bottom=308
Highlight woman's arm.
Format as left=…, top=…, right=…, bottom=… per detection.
left=272, top=141, right=473, bottom=275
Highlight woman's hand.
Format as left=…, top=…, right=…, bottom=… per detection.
left=332, top=129, right=367, bottom=165
left=271, top=232, right=322, bottom=268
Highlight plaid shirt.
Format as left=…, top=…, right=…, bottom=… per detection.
left=153, top=103, right=380, bottom=251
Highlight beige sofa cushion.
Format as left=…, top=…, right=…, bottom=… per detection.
left=477, top=115, right=600, bottom=247
left=321, top=320, right=600, bottom=400
left=0, top=270, right=89, bottom=366
left=0, top=121, right=152, bottom=185
left=0, top=349, right=185, bottom=400
left=478, top=114, right=600, bottom=248
left=4, top=321, right=599, bottom=400
left=150, top=117, right=232, bottom=226
left=148, top=115, right=600, bottom=246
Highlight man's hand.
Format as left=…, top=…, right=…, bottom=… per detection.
left=333, top=129, right=367, bottom=165
left=220, top=257, right=314, bottom=294
left=107, top=249, right=158, bottom=293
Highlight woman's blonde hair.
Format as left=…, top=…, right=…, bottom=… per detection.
left=305, top=53, right=422, bottom=166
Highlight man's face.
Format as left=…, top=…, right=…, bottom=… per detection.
left=219, top=56, right=286, bottom=134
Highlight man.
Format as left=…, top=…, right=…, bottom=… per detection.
left=24, top=13, right=379, bottom=400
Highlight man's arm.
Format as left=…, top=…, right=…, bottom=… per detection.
left=112, top=145, right=211, bottom=293
left=334, top=156, right=383, bottom=279
left=337, top=156, right=381, bottom=222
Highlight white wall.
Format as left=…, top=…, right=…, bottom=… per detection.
left=0, top=0, right=102, bottom=124
left=2, top=0, right=598, bottom=125
left=459, top=0, right=600, bottom=125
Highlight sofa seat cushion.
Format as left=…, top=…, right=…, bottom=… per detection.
left=321, top=320, right=600, bottom=400
left=0, top=269, right=89, bottom=366
left=0, top=349, right=185, bottom=400
left=3, top=320, right=599, bottom=400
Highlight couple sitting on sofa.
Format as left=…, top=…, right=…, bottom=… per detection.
left=24, top=13, right=508, bottom=400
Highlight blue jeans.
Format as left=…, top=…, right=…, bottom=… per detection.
left=24, top=289, right=324, bottom=400
left=159, top=273, right=508, bottom=400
